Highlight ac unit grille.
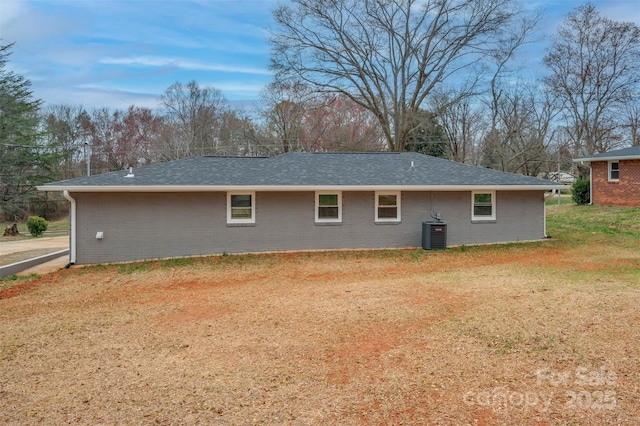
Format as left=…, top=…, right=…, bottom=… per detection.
left=422, top=222, right=447, bottom=250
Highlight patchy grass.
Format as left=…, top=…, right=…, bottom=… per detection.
left=0, top=274, right=41, bottom=291
left=0, top=205, right=638, bottom=424
left=546, top=204, right=640, bottom=246
left=118, top=262, right=152, bottom=275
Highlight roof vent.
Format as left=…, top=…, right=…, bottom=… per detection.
left=125, top=167, right=135, bottom=178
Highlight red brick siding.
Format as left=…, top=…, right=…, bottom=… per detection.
left=591, top=159, right=640, bottom=206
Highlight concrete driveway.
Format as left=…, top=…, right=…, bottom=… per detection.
left=0, top=236, right=70, bottom=276
left=0, top=236, right=69, bottom=256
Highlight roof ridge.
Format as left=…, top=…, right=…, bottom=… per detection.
left=40, top=151, right=563, bottom=188
left=202, top=155, right=269, bottom=158
left=308, top=151, right=400, bottom=155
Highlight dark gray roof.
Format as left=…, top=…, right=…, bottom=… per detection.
left=574, top=145, right=640, bottom=161
left=41, top=152, right=561, bottom=189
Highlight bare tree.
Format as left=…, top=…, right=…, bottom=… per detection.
left=217, top=110, right=261, bottom=156
left=480, top=83, right=556, bottom=176
left=112, top=106, right=164, bottom=166
left=259, top=81, right=318, bottom=154
left=260, top=82, right=386, bottom=153
left=82, top=108, right=116, bottom=174
left=431, top=90, right=484, bottom=164
left=543, top=3, right=640, bottom=156
left=40, top=104, right=89, bottom=179
left=78, top=106, right=164, bottom=174
left=270, top=0, right=525, bottom=152
left=623, top=100, right=640, bottom=146
left=486, top=13, right=540, bottom=132
left=160, top=80, right=228, bottom=158
left=304, top=94, right=386, bottom=152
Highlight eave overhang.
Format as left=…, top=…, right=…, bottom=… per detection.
left=38, top=184, right=567, bottom=193
left=574, top=155, right=640, bottom=165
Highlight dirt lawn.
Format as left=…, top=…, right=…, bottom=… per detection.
left=1, top=206, right=639, bottom=425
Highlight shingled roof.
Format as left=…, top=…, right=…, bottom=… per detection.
left=574, top=145, right=640, bottom=163
left=40, top=152, right=562, bottom=191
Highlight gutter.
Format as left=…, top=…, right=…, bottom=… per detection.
left=574, top=155, right=640, bottom=162
left=62, top=190, right=76, bottom=267
left=40, top=184, right=568, bottom=192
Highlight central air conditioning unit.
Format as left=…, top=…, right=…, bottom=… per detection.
left=422, top=222, right=447, bottom=250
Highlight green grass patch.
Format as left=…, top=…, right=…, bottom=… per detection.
left=81, top=264, right=109, bottom=273
left=0, top=274, right=41, bottom=291
left=159, top=257, right=197, bottom=268
left=546, top=205, right=640, bottom=246
left=44, top=219, right=70, bottom=232
left=119, top=262, right=151, bottom=274
left=545, top=194, right=575, bottom=206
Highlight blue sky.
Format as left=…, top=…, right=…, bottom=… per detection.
left=1, top=0, right=639, bottom=112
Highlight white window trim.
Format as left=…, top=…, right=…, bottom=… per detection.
left=608, top=161, right=619, bottom=182
left=227, top=191, right=255, bottom=224
left=315, top=191, right=342, bottom=223
left=471, top=190, right=496, bottom=221
left=375, top=191, right=401, bottom=222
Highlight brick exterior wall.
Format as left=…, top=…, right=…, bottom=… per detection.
left=591, top=160, right=640, bottom=206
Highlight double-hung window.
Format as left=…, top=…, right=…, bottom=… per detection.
left=375, top=191, right=401, bottom=222
left=472, top=191, right=496, bottom=221
left=608, top=161, right=619, bottom=181
left=316, top=192, right=342, bottom=223
left=227, top=192, right=255, bottom=224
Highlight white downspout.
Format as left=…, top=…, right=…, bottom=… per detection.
left=63, top=190, right=76, bottom=266
left=543, top=190, right=557, bottom=238
left=544, top=191, right=548, bottom=238
left=544, top=206, right=547, bottom=238
left=589, top=164, right=593, bottom=205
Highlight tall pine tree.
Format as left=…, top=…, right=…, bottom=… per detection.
left=0, top=43, right=60, bottom=219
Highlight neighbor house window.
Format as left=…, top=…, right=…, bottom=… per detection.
left=227, top=192, right=255, bottom=224
left=316, top=192, right=342, bottom=223
left=375, top=191, right=401, bottom=222
left=608, top=161, right=619, bottom=181
left=472, top=191, right=496, bottom=221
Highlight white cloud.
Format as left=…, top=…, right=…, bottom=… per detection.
left=36, top=83, right=161, bottom=110
left=0, top=0, right=26, bottom=29
left=0, top=0, right=85, bottom=44
left=33, top=77, right=268, bottom=110
left=100, top=56, right=272, bottom=76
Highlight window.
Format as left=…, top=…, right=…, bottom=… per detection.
left=375, top=191, right=401, bottom=222
left=227, top=192, right=255, bottom=224
left=472, top=191, right=495, bottom=221
left=608, top=161, right=619, bottom=181
left=316, top=192, right=342, bottom=223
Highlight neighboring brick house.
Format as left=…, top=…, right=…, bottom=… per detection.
left=574, top=145, right=640, bottom=206
left=39, top=152, right=563, bottom=265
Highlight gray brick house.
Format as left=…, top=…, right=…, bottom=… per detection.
left=40, top=152, right=563, bottom=264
